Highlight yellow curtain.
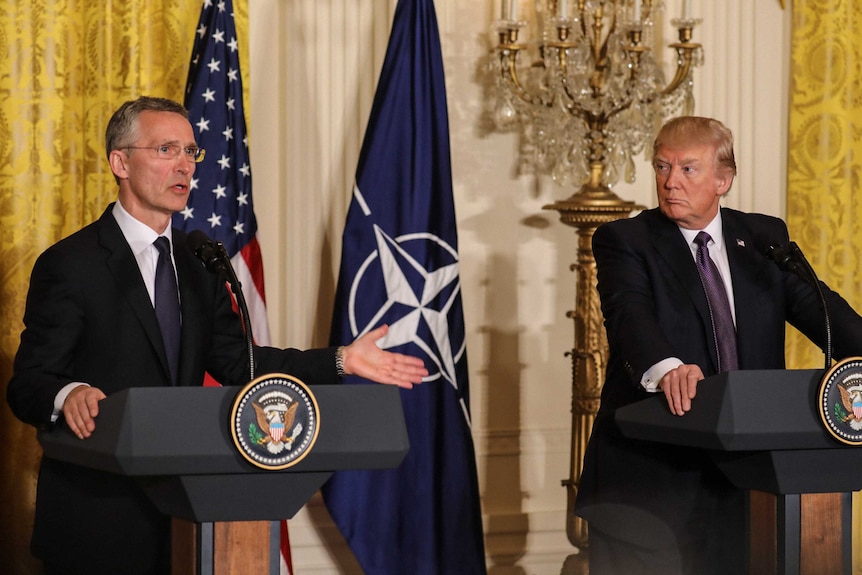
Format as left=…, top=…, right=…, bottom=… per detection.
left=0, top=1, right=248, bottom=572
left=786, top=2, right=862, bottom=574
left=785, top=2, right=862, bottom=366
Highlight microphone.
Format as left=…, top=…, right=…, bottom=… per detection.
left=761, top=239, right=832, bottom=369
left=763, top=241, right=814, bottom=286
left=187, top=229, right=230, bottom=275
left=186, top=230, right=256, bottom=381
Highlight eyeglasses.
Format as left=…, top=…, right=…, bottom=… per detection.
left=121, top=144, right=206, bottom=163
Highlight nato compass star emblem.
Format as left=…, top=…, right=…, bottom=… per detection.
left=347, top=223, right=466, bottom=392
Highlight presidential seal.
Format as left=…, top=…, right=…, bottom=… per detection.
left=230, top=373, right=320, bottom=470
left=818, top=357, right=862, bottom=446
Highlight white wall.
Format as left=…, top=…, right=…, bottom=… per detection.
left=247, top=0, right=792, bottom=572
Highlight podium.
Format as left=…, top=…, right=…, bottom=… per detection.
left=615, top=370, right=860, bottom=575
left=37, top=384, right=409, bottom=574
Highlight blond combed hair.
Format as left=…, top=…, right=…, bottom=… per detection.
left=653, top=116, right=737, bottom=178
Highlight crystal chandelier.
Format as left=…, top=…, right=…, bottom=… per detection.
left=493, top=0, right=703, bottom=195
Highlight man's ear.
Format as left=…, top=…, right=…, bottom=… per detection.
left=716, top=171, right=734, bottom=197
left=108, top=150, right=129, bottom=180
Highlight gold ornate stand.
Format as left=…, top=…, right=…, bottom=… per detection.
left=544, top=173, right=643, bottom=553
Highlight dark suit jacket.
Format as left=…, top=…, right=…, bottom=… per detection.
left=574, top=207, right=862, bottom=571
left=7, top=205, right=339, bottom=574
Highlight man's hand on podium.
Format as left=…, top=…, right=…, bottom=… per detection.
left=63, top=385, right=107, bottom=439
left=659, top=363, right=705, bottom=416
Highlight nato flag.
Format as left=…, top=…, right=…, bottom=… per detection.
left=322, top=0, right=486, bottom=573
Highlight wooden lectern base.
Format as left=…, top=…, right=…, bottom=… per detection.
left=749, top=491, right=850, bottom=575
left=172, top=518, right=274, bottom=575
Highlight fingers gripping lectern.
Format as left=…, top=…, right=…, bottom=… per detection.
left=615, top=369, right=862, bottom=575
left=37, top=384, right=409, bottom=575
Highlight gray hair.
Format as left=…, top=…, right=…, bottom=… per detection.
left=105, top=96, right=189, bottom=159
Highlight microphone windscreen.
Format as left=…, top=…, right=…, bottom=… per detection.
left=185, top=229, right=221, bottom=272
left=753, top=235, right=783, bottom=258
left=186, top=229, right=213, bottom=254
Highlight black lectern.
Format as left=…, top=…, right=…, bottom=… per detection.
left=616, top=370, right=860, bottom=575
left=38, top=384, right=409, bottom=575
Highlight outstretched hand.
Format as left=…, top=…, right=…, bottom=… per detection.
left=342, top=325, right=428, bottom=389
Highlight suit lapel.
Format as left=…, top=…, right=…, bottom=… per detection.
left=96, top=206, right=174, bottom=385
left=647, top=210, right=713, bottom=319
left=721, top=210, right=770, bottom=369
left=174, top=231, right=207, bottom=387
left=646, top=209, right=718, bottom=371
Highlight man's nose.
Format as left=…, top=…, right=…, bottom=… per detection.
left=663, top=166, right=680, bottom=188
left=176, top=158, right=193, bottom=173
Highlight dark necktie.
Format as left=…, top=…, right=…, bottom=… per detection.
left=694, top=231, right=739, bottom=372
left=154, top=236, right=181, bottom=385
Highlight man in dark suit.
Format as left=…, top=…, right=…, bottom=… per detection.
left=574, top=116, right=862, bottom=574
left=6, top=96, right=427, bottom=575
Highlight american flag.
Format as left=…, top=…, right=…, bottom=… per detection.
left=176, top=0, right=290, bottom=572
left=174, top=0, right=271, bottom=349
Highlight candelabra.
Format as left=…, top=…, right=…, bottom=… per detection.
left=493, top=0, right=703, bottom=555
left=495, top=0, right=701, bottom=192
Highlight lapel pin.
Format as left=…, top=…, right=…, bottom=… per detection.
left=736, top=239, right=745, bottom=247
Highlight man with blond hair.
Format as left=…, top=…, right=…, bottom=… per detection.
left=576, top=116, right=862, bottom=573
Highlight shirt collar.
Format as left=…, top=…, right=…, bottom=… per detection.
left=112, top=200, right=174, bottom=256
left=678, top=210, right=724, bottom=254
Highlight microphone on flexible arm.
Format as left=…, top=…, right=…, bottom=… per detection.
left=186, top=229, right=256, bottom=381
left=761, top=239, right=832, bottom=369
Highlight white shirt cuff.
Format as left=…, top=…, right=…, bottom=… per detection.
left=52, top=382, right=89, bottom=422
left=640, top=358, right=684, bottom=392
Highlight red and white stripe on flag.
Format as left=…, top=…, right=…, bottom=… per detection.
left=180, top=0, right=290, bottom=570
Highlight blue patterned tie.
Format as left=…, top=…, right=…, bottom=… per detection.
left=694, top=232, right=738, bottom=372
left=154, top=237, right=181, bottom=385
